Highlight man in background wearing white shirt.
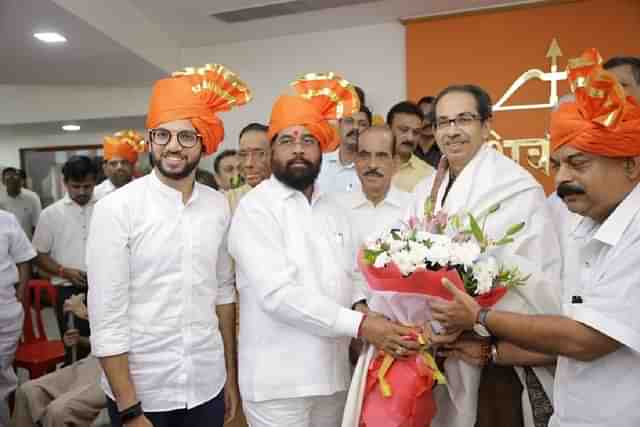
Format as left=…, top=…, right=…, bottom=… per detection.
left=0, top=210, right=35, bottom=427
left=0, top=167, right=42, bottom=239
left=93, top=130, right=143, bottom=200
left=33, top=155, right=98, bottom=365
left=316, top=105, right=372, bottom=193
left=229, top=74, right=419, bottom=427
left=332, top=125, right=413, bottom=249
left=88, top=65, right=250, bottom=427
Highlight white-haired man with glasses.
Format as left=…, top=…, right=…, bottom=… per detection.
left=407, top=85, right=562, bottom=427
left=87, top=67, right=251, bottom=427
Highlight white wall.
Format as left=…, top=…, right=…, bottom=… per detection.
left=180, top=22, right=407, bottom=150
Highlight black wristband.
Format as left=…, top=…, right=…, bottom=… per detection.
left=119, top=401, right=143, bottom=424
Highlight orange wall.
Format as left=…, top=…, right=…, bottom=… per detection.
left=406, top=0, right=640, bottom=193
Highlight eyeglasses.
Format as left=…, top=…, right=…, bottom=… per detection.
left=434, top=113, right=482, bottom=130
left=148, top=128, right=202, bottom=148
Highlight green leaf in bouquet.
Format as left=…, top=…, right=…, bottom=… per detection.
left=494, top=237, right=515, bottom=246
left=487, top=203, right=501, bottom=215
left=468, top=213, right=486, bottom=247
left=391, top=229, right=402, bottom=240
left=505, top=222, right=526, bottom=236
left=423, top=197, right=434, bottom=219
left=363, top=249, right=383, bottom=265
left=450, top=214, right=462, bottom=231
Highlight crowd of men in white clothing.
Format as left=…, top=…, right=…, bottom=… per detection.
left=0, top=53, right=639, bottom=427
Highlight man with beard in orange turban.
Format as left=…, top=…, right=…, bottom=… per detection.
left=430, top=48, right=640, bottom=427
left=87, top=64, right=251, bottom=427
left=228, top=73, right=420, bottom=427
left=94, top=130, right=145, bottom=200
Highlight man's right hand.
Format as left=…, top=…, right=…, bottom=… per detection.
left=124, top=415, right=154, bottom=427
left=359, top=315, right=421, bottom=358
left=63, top=268, right=88, bottom=287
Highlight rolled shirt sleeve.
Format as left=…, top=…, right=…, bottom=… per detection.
left=31, top=210, right=53, bottom=254
left=229, top=200, right=363, bottom=339
left=9, top=214, right=36, bottom=263
left=216, top=206, right=236, bottom=306
left=87, top=199, right=132, bottom=357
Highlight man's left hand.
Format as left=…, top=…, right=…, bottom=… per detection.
left=223, top=379, right=240, bottom=425
left=431, top=278, right=482, bottom=333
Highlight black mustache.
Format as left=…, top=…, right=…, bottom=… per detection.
left=346, top=129, right=359, bottom=138
left=286, top=158, right=312, bottom=168
left=557, top=182, right=586, bottom=199
left=364, top=169, right=384, bottom=177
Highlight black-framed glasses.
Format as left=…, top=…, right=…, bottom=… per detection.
left=434, top=113, right=481, bottom=130
left=148, top=128, right=202, bottom=148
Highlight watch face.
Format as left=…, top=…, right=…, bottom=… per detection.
left=473, top=324, right=491, bottom=337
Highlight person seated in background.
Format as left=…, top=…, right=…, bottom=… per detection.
left=0, top=167, right=42, bottom=239
left=195, top=168, right=219, bottom=190
left=226, top=123, right=271, bottom=213
left=214, top=149, right=241, bottom=191
left=13, top=294, right=107, bottom=427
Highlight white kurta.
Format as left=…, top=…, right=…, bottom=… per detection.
left=92, top=179, right=116, bottom=201
left=228, top=176, right=364, bottom=403
left=408, top=145, right=562, bottom=427
left=550, top=184, right=640, bottom=427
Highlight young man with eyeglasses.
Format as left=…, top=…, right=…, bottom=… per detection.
left=406, top=85, right=562, bottom=427
left=87, top=66, right=251, bottom=427
left=94, top=130, right=143, bottom=200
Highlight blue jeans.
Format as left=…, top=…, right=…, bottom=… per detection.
left=107, top=390, right=225, bottom=427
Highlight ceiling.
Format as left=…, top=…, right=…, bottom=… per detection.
left=0, top=0, right=544, bottom=86
left=0, top=0, right=165, bottom=86
left=0, top=116, right=146, bottom=136
left=129, top=0, right=543, bottom=47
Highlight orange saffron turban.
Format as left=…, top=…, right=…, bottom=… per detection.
left=550, top=48, right=640, bottom=157
left=146, top=64, right=252, bottom=156
left=268, top=73, right=360, bottom=153
left=103, top=130, right=145, bottom=164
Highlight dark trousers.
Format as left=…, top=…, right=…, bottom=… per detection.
left=107, top=391, right=226, bottom=427
left=54, top=285, right=91, bottom=365
left=475, top=364, right=524, bottom=427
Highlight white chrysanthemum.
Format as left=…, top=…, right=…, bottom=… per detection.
left=373, top=252, right=390, bottom=268
left=415, top=230, right=434, bottom=243
left=473, top=257, right=498, bottom=295
left=365, top=238, right=381, bottom=251
left=452, top=240, right=482, bottom=267
left=407, top=241, right=429, bottom=267
left=388, top=238, right=406, bottom=254
left=391, top=250, right=415, bottom=276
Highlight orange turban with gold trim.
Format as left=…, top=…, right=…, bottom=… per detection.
left=551, top=48, right=640, bottom=157
left=146, top=64, right=252, bottom=156
left=103, top=130, right=145, bottom=164
left=268, top=73, right=360, bottom=153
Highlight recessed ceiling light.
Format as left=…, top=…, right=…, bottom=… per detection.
left=34, top=32, right=67, bottom=43
left=62, top=124, right=81, bottom=132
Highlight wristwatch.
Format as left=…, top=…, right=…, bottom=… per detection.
left=119, top=401, right=143, bottom=424
left=473, top=308, right=492, bottom=338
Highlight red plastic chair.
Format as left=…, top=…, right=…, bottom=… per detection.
left=14, top=280, right=65, bottom=379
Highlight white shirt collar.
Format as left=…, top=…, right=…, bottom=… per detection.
left=150, top=169, right=200, bottom=206
left=62, top=192, right=97, bottom=206
left=572, top=183, right=640, bottom=247
left=269, top=175, right=324, bottom=205
left=350, top=186, right=405, bottom=209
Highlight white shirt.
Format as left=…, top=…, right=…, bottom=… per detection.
left=92, top=179, right=116, bottom=201
left=316, top=150, right=362, bottom=194
left=331, top=187, right=414, bottom=247
left=0, top=188, right=42, bottom=239
left=228, top=176, right=364, bottom=402
left=32, top=194, right=96, bottom=286
left=0, top=211, right=36, bottom=311
left=87, top=171, right=236, bottom=412
left=550, top=183, right=640, bottom=427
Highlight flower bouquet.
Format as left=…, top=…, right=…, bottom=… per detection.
left=348, top=202, right=528, bottom=427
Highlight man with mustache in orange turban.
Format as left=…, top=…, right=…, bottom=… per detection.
left=87, top=64, right=251, bottom=427
left=228, top=73, right=419, bottom=427
left=430, top=48, right=640, bottom=426
left=94, top=130, right=144, bottom=200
